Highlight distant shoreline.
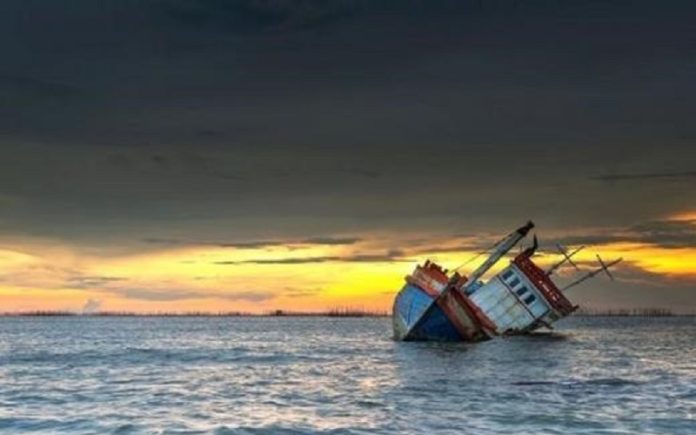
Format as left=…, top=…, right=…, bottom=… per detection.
left=0, top=309, right=390, bottom=318
left=573, top=308, right=688, bottom=317
left=0, top=310, right=693, bottom=318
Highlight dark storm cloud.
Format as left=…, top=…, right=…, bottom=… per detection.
left=547, top=219, right=696, bottom=249
left=105, top=151, right=245, bottom=181
left=339, top=167, right=382, bottom=179
left=160, top=0, right=365, bottom=33
left=628, top=220, right=696, bottom=248
left=300, top=236, right=363, bottom=245
left=215, top=249, right=406, bottom=265
left=0, top=73, right=83, bottom=100
left=141, top=236, right=361, bottom=248
left=543, top=234, right=626, bottom=248
left=1, top=0, right=695, bottom=246
left=593, top=171, right=696, bottom=182
left=5, top=0, right=696, bottom=144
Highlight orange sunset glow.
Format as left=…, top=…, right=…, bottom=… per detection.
left=1, top=214, right=695, bottom=313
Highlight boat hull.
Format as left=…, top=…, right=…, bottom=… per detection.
left=392, top=283, right=488, bottom=342
left=392, top=284, right=456, bottom=341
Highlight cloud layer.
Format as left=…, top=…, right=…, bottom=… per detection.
left=1, top=1, right=695, bottom=311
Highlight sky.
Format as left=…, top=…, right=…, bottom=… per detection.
left=1, top=0, right=695, bottom=313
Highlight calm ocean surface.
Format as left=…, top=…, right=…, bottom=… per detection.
left=0, top=316, right=693, bottom=434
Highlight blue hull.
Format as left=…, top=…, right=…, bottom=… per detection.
left=392, top=284, right=462, bottom=341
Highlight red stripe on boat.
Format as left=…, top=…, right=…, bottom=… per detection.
left=513, top=253, right=577, bottom=316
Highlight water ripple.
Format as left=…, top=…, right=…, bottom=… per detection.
left=0, top=316, right=693, bottom=434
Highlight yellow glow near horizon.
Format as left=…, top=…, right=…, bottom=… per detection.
left=0, top=226, right=695, bottom=313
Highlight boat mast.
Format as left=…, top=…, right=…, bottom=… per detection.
left=561, top=255, right=622, bottom=292
left=458, top=221, right=535, bottom=292
left=546, top=244, right=585, bottom=276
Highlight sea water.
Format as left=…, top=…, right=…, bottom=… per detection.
left=0, top=316, right=693, bottom=434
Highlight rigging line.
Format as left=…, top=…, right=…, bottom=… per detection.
left=452, top=233, right=510, bottom=272
left=452, top=250, right=487, bottom=272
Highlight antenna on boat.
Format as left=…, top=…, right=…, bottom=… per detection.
left=546, top=244, right=585, bottom=276
left=525, top=234, right=539, bottom=256
left=561, top=255, right=622, bottom=291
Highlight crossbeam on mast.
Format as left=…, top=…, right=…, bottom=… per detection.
left=561, top=256, right=622, bottom=292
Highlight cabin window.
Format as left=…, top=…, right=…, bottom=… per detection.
left=502, top=270, right=514, bottom=280
left=523, top=294, right=536, bottom=305
left=515, top=286, right=528, bottom=297
left=509, top=277, right=520, bottom=288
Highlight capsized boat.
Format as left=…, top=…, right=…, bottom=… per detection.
left=392, top=221, right=621, bottom=342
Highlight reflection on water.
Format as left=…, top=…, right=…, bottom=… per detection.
left=0, top=316, right=693, bottom=433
